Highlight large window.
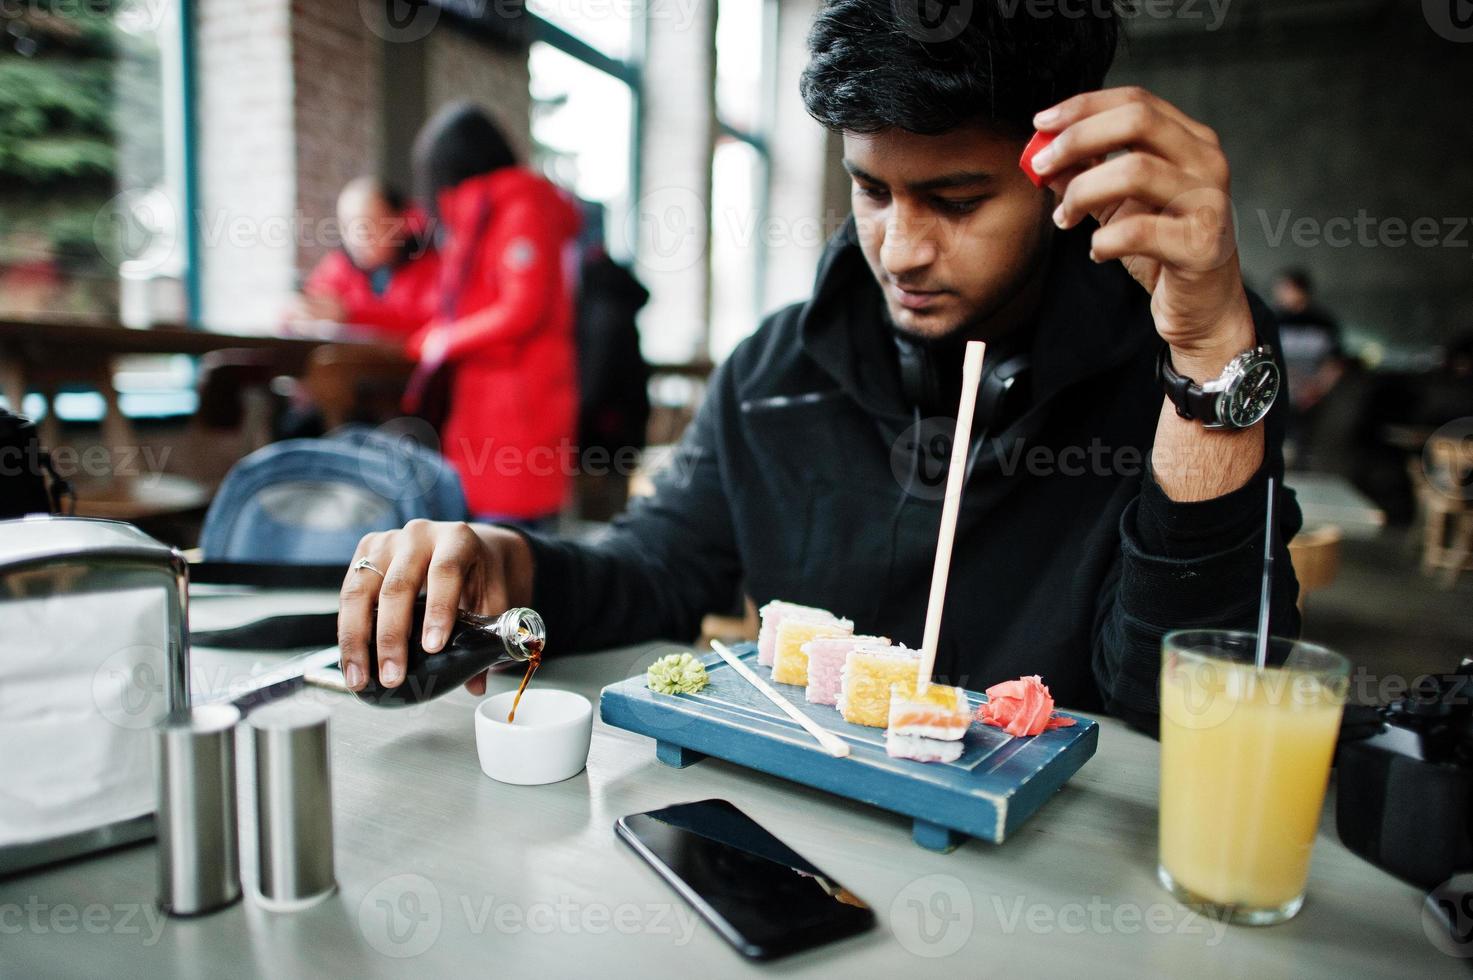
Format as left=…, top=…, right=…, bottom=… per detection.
left=527, top=0, right=781, bottom=362
left=529, top=41, right=634, bottom=258
left=526, top=3, right=639, bottom=261
left=0, top=0, right=188, bottom=323
left=527, top=0, right=635, bottom=60
left=709, top=137, right=764, bottom=359
left=709, top=0, right=776, bottom=360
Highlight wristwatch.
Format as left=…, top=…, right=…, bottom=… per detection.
left=1156, top=343, right=1281, bottom=430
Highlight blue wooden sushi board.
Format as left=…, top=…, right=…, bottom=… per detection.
left=598, top=643, right=1097, bottom=851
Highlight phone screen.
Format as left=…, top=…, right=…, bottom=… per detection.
left=615, top=799, right=874, bottom=960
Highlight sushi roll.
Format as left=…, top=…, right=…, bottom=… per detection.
left=756, top=601, right=840, bottom=667
left=838, top=645, right=920, bottom=728
left=884, top=732, right=965, bottom=763
left=886, top=683, right=972, bottom=741
left=771, top=616, right=854, bottom=687
left=803, top=635, right=891, bottom=706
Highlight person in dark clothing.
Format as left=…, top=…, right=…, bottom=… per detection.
left=1272, top=267, right=1345, bottom=464
left=1418, top=333, right=1473, bottom=426
left=337, top=1, right=1300, bottom=735
left=1272, top=268, right=1344, bottom=385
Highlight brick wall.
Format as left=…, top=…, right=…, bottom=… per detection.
left=290, top=0, right=384, bottom=279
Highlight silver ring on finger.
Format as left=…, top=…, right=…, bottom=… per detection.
left=353, top=556, right=386, bottom=578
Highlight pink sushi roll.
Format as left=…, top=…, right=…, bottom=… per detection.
left=803, top=635, right=891, bottom=705
left=756, top=601, right=838, bottom=667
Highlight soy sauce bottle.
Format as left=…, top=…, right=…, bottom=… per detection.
left=355, top=600, right=545, bottom=708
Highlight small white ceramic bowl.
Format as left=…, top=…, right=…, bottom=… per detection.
left=474, top=689, right=593, bottom=785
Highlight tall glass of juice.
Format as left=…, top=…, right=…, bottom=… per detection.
left=1158, top=630, right=1350, bottom=926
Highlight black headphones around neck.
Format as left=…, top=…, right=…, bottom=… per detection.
left=892, top=331, right=1032, bottom=432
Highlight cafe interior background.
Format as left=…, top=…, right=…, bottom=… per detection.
left=1, top=0, right=1472, bottom=966
left=2, top=0, right=1473, bottom=972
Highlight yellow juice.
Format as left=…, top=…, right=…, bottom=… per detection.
left=1159, top=658, right=1344, bottom=911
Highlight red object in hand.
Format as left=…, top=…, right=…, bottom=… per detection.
left=1019, top=131, right=1057, bottom=189
left=975, top=675, right=1077, bottom=737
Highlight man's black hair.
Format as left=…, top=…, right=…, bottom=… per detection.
left=411, top=101, right=519, bottom=219
left=801, top=0, right=1121, bottom=138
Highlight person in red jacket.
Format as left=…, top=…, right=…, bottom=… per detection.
left=285, top=177, right=440, bottom=339
left=405, top=103, right=581, bottom=525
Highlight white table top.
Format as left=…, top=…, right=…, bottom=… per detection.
left=0, top=592, right=1456, bottom=977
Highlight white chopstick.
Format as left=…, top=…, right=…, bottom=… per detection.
left=710, top=640, right=850, bottom=758
left=916, top=340, right=987, bottom=696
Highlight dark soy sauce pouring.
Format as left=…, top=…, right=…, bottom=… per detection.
left=356, top=601, right=546, bottom=710
left=507, top=634, right=544, bottom=723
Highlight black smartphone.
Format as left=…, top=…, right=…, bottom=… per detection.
left=615, top=799, right=874, bottom=961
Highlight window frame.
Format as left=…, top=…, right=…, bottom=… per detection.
left=711, top=0, right=779, bottom=350
left=527, top=12, right=644, bottom=262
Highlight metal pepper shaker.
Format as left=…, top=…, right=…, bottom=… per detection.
left=156, top=704, right=242, bottom=917
left=248, top=699, right=337, bottom=911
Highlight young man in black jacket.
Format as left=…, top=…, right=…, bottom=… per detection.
left=338, top=1, right=1300, bottom=734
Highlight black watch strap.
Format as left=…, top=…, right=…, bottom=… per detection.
left=1155, top=344, right=1221, bottom=424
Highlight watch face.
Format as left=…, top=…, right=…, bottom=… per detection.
left=1223, top=358, right=1280, bottom=429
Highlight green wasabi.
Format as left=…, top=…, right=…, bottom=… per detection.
left=647, top=653, right=710, bottom=695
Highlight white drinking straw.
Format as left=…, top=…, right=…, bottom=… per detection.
left=916, top=341, right=987, bottom=695
left=1254, top=477, right=1277, bottom=671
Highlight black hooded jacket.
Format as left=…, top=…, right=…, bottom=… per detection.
left=522, top=222, right=1302, bottom=733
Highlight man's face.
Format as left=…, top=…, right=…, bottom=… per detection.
left=338, top=189, right=404, bottom=271
left=844, top=126, right=1055, bottom=340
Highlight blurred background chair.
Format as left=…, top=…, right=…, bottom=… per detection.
left=301, top=344, right=415, bottom=432
left=1411, top=436, right=1473, bottom=588
left=185, top=347, right=285, bottom=489
left=1289, top=524, right=1343, bottom=618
